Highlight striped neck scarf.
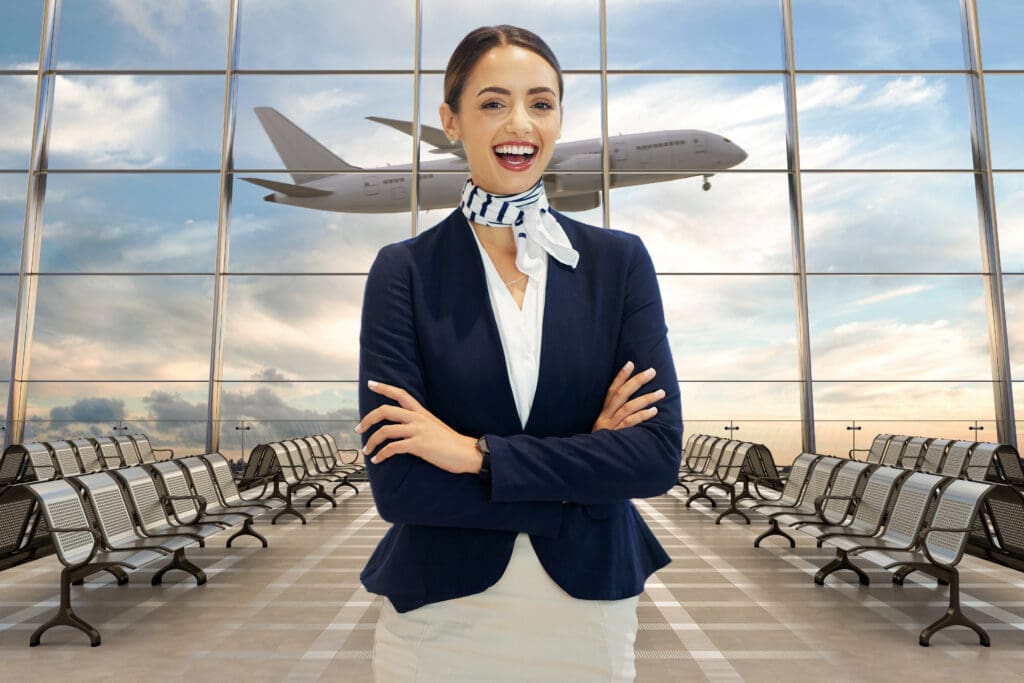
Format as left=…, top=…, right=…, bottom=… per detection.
left=459, top=178, right=580, bottom=279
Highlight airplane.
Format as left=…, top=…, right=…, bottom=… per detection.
left=241, top=107, right=747, bottom=213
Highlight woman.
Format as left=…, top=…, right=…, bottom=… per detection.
left=356, top=25, right=682, bottom=682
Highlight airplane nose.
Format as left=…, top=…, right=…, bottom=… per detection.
left=724, top=137, right=748, bottom=166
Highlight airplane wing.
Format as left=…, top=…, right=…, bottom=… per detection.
left=548, top=192, right=600, bottom=212
left=239, top=177, right=331, bottom=198
left=366, top=116, right=467, bottom=159
left=254, top=107, right=362, bottom=184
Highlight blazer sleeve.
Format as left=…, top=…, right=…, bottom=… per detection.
left=485, top=234, right=683, bottom=505
left=358, top=245, right=563, bottom=537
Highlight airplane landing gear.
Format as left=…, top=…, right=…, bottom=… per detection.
left=702, top=175, right=712, bottom=191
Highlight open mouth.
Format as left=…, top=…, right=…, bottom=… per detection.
left=493, top=143, right=538, bottom=170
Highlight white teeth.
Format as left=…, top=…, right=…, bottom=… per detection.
left=495, top=144, right=536, bottom=155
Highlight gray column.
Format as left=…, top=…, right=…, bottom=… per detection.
left=961, top=0, right=1016, bottom=446
left=780, top=0, right=815, bottom=453
left=5, top=0, right=61, bottom=447
left=206, top=0, right=243, bottom=452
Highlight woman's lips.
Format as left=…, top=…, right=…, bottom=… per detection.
left=493, top=143, right=538, bottom=172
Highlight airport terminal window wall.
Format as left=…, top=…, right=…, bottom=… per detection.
left=1, top=1, right=1019, bottom=465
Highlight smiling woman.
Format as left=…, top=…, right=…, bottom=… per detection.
left=358, top=24, right=682, bottom=683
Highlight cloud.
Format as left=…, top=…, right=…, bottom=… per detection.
left=50, top=396, right=126, bottom=422
left=851, top=284, right=932, bottom=307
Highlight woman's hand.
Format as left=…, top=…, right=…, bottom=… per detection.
left=592, top=361, right=664, bottom=432
left=356, top=381, right=482, bottom=474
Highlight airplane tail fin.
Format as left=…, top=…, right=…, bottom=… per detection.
left=366, top=116, right=466, bottom=159
left=254, top=106, right=361, bottom=183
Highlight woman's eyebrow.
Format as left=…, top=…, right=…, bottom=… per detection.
left=476, top=86, right=557, bottom=97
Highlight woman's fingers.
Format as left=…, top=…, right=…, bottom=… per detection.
left=615, top=406, right=658, bottom=430
left=367, top=380, right=422, bottom=411
left=612, top=388, right=665, bottom=426
left=605, top=366, right=656, bottom=412
left=356, top=403, right=409, bottom=433
left=603, top=361, right=634, bottom=403
left=363, top=422, right=413, bottom=458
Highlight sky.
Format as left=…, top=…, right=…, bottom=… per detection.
left=0, top=0, right=1022, bottom=462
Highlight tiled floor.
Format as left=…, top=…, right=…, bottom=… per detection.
left=3, top=484, right=1024, bottom=681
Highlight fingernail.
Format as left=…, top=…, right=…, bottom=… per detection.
left=649, top=407, right=658, bottom=414
left=622, top=361, right=634, bottom=372
left=371, top=456, right=380, bottom=464
left=353, top=423, right=362, bottom=433
left=362, top=446, right=369, bottom=455
left=655, top=389, right=665, bottom=398
left=644, top=367, right=656, bottom=378
left=368, top=380, right=378, bottom=388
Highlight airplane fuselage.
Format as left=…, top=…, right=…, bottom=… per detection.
left=260, top=130, right=747, bottom=213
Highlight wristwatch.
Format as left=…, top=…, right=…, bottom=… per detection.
left=476, top=436, right=491, bottom=485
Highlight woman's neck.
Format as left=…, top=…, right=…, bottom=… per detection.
left=471, top=222, right=516, bottom=255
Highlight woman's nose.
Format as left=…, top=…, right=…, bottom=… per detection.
left=505, top=102, right=531, bottom=135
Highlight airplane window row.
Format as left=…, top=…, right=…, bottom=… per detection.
left=383, top=178, right=405, bottom=184
left=636, top=140, right=689, bottom=151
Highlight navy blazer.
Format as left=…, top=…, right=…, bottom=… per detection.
left=358, top=208, right=682, bottom=613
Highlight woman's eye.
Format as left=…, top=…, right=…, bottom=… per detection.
left=532, top=101, right=554, bottom=111
left=481, top=101, right=504, bottom=109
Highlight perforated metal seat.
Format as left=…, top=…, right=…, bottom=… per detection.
left=290, top=438, right=358, bottom=495
left=113, top=435, right=144, bottom=466
left=749, top=456, right=844, bottom=548
left=938, top=440, right=974, bottom=478
left=320, top=433, right=364, bottom=477
left=267, top=441, right=336, bottom=525
left=850, top=433, right=892, bottom=464
left=20, top=443, right=58, bottom=482
left=0, top=484, right=47, bottom=570
left=70, top=438, right=104, bottom=473
left=0, top=446, right=31, bottom=486
left=880, top=435, right=913, bottom=467
left=773, top=459, right=872, bottom=530
left=25, top=478, right=206, bottom=647
left=148, top=461, right=250, bottom=531
left=919, top=438, right=953, bottom=474
left=201, top=452, right=284, bottom=510
left=47, top=440, right=84, bottom=477
left=897, top=436, right=932, bottom=470
left=130, top=434, right=174, bottom=463
left=684, top=440, right=741, bottom=511
left=89, top=437, right=125, bottom=469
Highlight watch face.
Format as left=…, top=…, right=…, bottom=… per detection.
left=477, top=436, right=489, bottom=454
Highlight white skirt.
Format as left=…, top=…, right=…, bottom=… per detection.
left=372, top=532, right=639, bottom=683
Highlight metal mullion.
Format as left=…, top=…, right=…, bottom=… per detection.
left=781, top=0, right=815, bottom=453
left=206, top=0, right=242, bottom=453
left=6, top=0, right=60, bottom=447
left=410, top=0, right=422, bottom=237
left=961, top=0, right=1015, bottom=446
left=599, top=0, right=611, bottom=228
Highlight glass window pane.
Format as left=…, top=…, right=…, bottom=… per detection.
left=56, top=0, right=229, bottom=69
left=1, top=174, right=26, bottom=272
left=985, top=76, right=1024, bottom=170
left=792, top=0, right=964, bottom=69
left=611, top=173, right=792, bottom=273
left=232, top=173, right=411, bottom=273
left=978, top=0, right=1024, bottom=69
left=0, top=75, right=36, bottom=169
left=222, top=276, right=363, bottom=381
left=607, top=0, right=782, bottom=70
left=218, top=417, right=362, bottom=465
left=609, top=75, right=786, bottom=171
left=803, top=173, right=983, bottom=273
left=48, top=76, right=224, bottom=169
left=234, top=75, right=414, bottom=172
left=996, top=174, right=1024, bottom=272
left=797, top=75, right=973, bottom=170
left=40, top=173, right=219, bottom=272
left=0, top=275, right=18, bottom=380
left=30, top=276, right=214, bottom=380
left=23, top=381, right=209, bottom=454
left=0, top=4, right=43, bottom=67
left=808, top=276, right=992, bottom=381
left=1003, top=276, right=1024, bottom=377
left=662, top=276, right=799, bottom=381
left=239, top=0, right=414, bottom=69
left=815, top=418, right=998, bottom=461
left=421, top=1, right=600, bottom=71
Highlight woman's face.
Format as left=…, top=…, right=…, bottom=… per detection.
left=440, top=44, right=562, bottom=196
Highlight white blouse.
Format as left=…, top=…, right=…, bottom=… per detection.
left=470, top=224, right=547, bottom=429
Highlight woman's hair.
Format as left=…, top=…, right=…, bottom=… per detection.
left=443, top=25, right=563, bottom=113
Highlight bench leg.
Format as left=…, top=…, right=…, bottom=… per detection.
left=226, top=518, right=268, bottom=548
left=271, top=488, right=308, bottom=525
left=892, top=566, right=916, bottom=586
left=920, top=569, right=989, bottom=647
left=715, top=490, right=751, bottom=525
left=685, top=485, right=717, bottom=509
left=152, top=548, right=207, bottom=586
left=815, top=549, right=870, bottom=586
left=675, top=479, right=691, bottom=495
left=31, top=566, right=102, bottom=647
left=332, top=479, right=360, bottom=496
left=754, top=518, right=795, bottom=548
left=304, top=485, right=337, bottom=509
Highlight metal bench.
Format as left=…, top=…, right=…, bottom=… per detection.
left=770, top=459, right=873, bottom=533
left=147, top=461, right=259, bottom=543
left=175, top=456, right=269, bottom=547
left=850, top=433, right=892, bottom=463
left=25, top=478, right=206, bottom=647
left=684, top=439, right=741, bottom=509
left=748, top=456, right=844, bottom=548
left=738, top=452, right=820, bottom=547
left=201, top=452, right=285, bottom=511
left=797, top=465, right=907, bottom=547
left=90, top=436, right=126, bottom=469
left=852, top=479, right=995, bottom=646
left=266, top=442, right=336, bottom=525
left=111, top=466, right=225, bottom=546
left=69, top=438, right=104, bottom=473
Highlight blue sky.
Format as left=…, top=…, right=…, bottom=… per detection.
left=0, top=0, right=1022, bottom=459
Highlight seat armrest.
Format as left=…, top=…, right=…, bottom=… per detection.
left=919, top=525, right=975, bottom=569
left=46, top=526, right=102, bottom=567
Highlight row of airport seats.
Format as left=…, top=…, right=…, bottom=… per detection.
left=0, top=432, right=362, bottom=646
left=676, top=434, right=784, bottom=524
left=681, top=437, right=1024, bottom=646
left=849, top=433, right=1024, bottom=486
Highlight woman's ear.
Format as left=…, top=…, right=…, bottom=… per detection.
left=439, top=102, right=459, bottom=142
